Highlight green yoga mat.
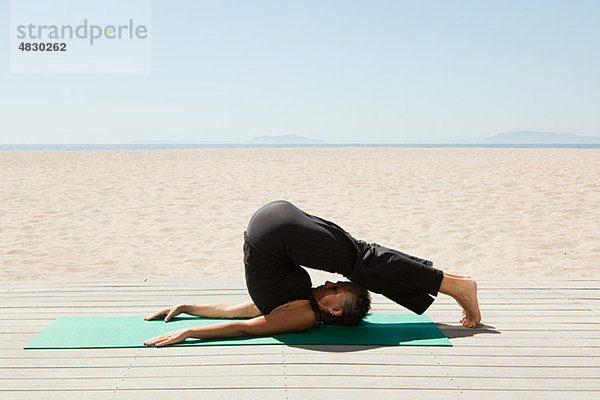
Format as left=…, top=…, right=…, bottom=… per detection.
left=24, top=313, right=451, bottom=349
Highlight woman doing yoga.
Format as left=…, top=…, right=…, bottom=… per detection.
left=144, top=200, right=481, bottom=347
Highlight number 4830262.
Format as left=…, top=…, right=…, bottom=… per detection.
left=18, top=42, right=67, bottom=51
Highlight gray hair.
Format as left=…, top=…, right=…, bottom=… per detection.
left=324, top=282, right=371, bottom=326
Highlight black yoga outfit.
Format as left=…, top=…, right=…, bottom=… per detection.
left=243, top=200, right=444, bottom=316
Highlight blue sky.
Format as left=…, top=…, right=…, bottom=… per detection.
left=1, top=0, right=599, bottom=144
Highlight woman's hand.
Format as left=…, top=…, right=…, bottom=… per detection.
left=144, top=305, right=185, bottom=322
left=144, top=328, right=191, bottom=347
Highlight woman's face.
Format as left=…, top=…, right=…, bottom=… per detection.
left=317, top=281, right=352, bottom=308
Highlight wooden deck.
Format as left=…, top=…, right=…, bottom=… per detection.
left=1, top=279, right=599, bottom=399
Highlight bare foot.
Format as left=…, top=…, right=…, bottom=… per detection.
left=455, top=279, right=481, bottom=328
left=439, top=274, right=482, bottom=328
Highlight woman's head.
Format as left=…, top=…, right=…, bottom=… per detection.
left=315, top=281, right=371, bottom=326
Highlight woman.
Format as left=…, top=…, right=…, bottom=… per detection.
left=144, top=200, right=481, bottom=347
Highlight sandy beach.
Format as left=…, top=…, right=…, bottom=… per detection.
left=1, top=147, right=598, bottom=282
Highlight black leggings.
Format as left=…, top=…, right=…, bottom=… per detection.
left=246, top=200, right=444, bottom=314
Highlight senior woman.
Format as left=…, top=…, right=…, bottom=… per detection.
left=144, top=200, right=481, bottom=347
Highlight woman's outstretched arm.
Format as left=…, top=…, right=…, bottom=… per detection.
left=144, top=301, right=261, bottom=322
left=144, top=300, right=316, bottom=347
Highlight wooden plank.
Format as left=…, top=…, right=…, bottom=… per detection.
left=10, top=288, right=596, bottom=301
left=7, top=294, right=596, bottom=311
left=0, top=376, right=286, bottom=390
left=0, top=364, right=283, bottom=378
left=4, top=353, right=599, bottom=368
left=279, top=354, right=600, bottom=367
left=5, top=308, right=598, bottom=319
left=282, top=376, right=600, bottom=390
left=532, top=281, right=600, bottom=289
left=3, top=304, right=594, bottom=315
left=6, top=288, right=247, bottom=296
left=0, top=294, right=254, bottom=302
left=2, top=354, right=288, bottom=368
left=1, top=281, right=595, bottom=298
left=3, top=296, right=592, bottom=308
left=2, top=389, right=599, bottom=400
left=7, top=315, right=599, bottom=326
left=2, top=377, right=598, bottom=393
left=453, top=338, right=600, bottom=346
left=283, top=364, right=600, bottom=378
left=5, top=284, right=597, bottom=295
left=285, top=389, right=600, bottom=400
left=0, top=309, right=594, bottom=322
left=78, top=284, right=597, bottom=296
left=2, top=303, right=592, bottom=316
left=2, top=293, right=592, bottom=304
left=0, top=285, right=503, bottom=294
left=0, top=347, right=287, bottom=358
left=3, top=375, right=598, bottom=391
left=0, top=292, right=594, bottom=308
left=0, top=389, right=285, bottom=400
left=4, top=291, right=597, bottom=309
left=2, top=363, right=598, bottom=380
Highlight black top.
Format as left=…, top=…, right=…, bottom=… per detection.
left=243, top=231, right=321, bottom=321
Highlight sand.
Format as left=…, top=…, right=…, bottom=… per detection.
left=1, top=147, right=598, bottom=282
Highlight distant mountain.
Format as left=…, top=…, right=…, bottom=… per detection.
left=459, top=131, right=600, bottom=144
left=245, top=135, right=325, bottom=144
